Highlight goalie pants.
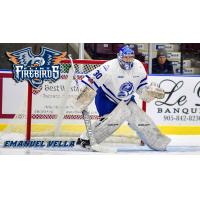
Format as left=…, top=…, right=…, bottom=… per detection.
left=95, top=87, right=136, bottom=117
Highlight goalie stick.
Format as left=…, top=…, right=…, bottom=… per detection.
left=54, top=56, right=75, bottom=136
left=68, top=55, right=117, bottom=153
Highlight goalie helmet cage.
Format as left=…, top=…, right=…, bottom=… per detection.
left=5, top=59, right=148, bottom=143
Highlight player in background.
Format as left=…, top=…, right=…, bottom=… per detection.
left=75, top=45, right=171, bottom=150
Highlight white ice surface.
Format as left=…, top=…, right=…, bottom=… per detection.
left=1, top=135, right=200, bottom=155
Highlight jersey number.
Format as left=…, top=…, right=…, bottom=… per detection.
left=93, top=70, right=102, bottom=79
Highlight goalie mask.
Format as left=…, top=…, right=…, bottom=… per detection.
left=117, top=45, right=135, bottom=70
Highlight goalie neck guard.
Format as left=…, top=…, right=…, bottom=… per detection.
left=117, top=45, right=135, bottom=70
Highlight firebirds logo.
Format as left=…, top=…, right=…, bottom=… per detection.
left=6, top=47, right=67, bottom=89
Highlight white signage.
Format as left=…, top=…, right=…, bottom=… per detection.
left=147, top=75, right=200, bottom=126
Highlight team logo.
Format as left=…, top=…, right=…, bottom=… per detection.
left=6, top=47, right=67, bottom=89
left=118, top=81, right=134, bottom=98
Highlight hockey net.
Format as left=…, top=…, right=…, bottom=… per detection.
left=0, top=59, right=146, bottom=144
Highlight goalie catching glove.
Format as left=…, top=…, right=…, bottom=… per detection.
left=138, top=82, right=165, bottom=103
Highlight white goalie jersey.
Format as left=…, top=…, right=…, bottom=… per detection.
left=81, top=58, right=148, bottom=104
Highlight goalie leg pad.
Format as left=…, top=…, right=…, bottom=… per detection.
left=127, top=102, right=171, bottom=151
left=93, top=101, right=131, bottom=144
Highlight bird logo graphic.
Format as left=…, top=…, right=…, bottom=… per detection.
left=6, top=47, right=67, bottom=89
left=118, top=81, right=134, bottom=98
